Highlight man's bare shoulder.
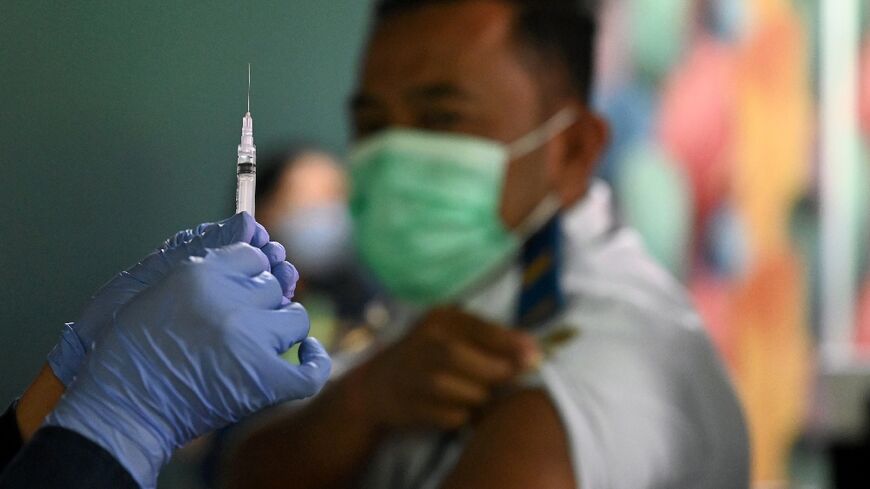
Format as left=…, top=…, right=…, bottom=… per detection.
left=441, top=388, right=576, bottom=489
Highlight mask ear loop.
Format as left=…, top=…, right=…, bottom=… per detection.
left=507, top=107, right=579, bottom=160
left=507, top=107, right=579, bottom=239
left=514, top=194, right=563, bottom=239
left=455, top=108, right=580, bottom=306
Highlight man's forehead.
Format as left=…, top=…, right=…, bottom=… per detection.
left=373, top=1, right=516, bottom=44
left=361, top=1, right=519, bottom=90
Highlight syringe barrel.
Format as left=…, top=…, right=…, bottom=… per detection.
left=236, top=111, right=256, bottom=216
left=236, top=172, right=256, bottom=217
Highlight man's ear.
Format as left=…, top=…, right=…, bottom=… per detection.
left=554, top=106, right=610, bottom=206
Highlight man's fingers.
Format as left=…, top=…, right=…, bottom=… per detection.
left=441, top=341, right=515, bottom=385
left=413, top=401, right=470, bottom=430
left=429, top=372, right=489, bottom=406
left=448, top=311, right=538, bottom=369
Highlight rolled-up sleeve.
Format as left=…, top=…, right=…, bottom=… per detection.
left=531, top=307, right=748, bottom=489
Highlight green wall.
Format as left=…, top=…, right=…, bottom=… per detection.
left=0, top=1, right=372, bottom=404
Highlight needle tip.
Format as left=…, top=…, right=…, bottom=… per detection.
left=246, top=63, right=251, bottom=113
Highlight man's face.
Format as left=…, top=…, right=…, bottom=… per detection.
left=351, top=0, right=583, bottom=228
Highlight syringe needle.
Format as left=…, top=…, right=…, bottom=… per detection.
left=247, top=63, right=251, bottom=113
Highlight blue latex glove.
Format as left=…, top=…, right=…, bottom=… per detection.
left=45, top=243, right=331, bottom=489
left=47, top=212, right=298, bottom=386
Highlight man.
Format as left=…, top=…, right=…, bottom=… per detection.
left=227, top=1, right=748, bottom=488
left=0, top=215, right=331, bottom=488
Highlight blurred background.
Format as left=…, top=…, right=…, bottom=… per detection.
left=1, top=0, right=868, bottom=487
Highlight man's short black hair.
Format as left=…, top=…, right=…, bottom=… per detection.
left=374, top=0, right=597, bottom=102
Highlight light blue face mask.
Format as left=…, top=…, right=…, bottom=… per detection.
left=277, top=203, right=354, bottom=279
left=349, top=108, right=577, bottom=306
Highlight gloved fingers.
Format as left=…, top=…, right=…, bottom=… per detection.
left=271, top=261, right=299, bottom=299
left=201, top=212, right=268, bottom=248
left=224, top=212, right=270, bottom=248
left=253, top=303, right=310, bottom=353
left=193, top=221, right=214, bottom=237
left=205, top=243, right=270, bottom=277
left=261, top=242, right=297, bottom=298
left=125, top=250, right=173, bottom=285
left=252, top=222, right=270, bottom=248
left=162, top=227, right=198, bottom=250
left=298, top=337, right=331, bottom=370
left=200, top=214, right=248, bottom=248
left=46, top=323, right=87, bottom=387
left=246, top=272, right=287, bottom=310
left=293, top=338, right=333, bottom=394
left=272, top=337, right=332, bottom=401
left=261, top=241, right=287, bottom=266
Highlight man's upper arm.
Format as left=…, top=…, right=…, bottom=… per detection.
left=440, top=388, right=576, bottom=489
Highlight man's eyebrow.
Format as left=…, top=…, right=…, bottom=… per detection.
left=405, top=82, right=473, bottom=102
left=349, top=83, right=473, bottom=112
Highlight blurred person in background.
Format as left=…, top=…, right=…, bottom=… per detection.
left=255, top=146, right=383, bottom=348
left=224, top=1, right=748, bottom=489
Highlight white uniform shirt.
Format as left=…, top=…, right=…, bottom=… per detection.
left=341, top=181, right=749, bottom=489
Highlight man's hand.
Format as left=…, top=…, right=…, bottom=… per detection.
left=355, top=307, right=540, bottom=431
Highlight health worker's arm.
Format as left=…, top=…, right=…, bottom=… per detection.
left=0, top=366, right=65, bottom=473
left=14, top=366, right=64, bottom=441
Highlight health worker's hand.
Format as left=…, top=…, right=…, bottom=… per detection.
left=45, top=243, right=331, bottom=489
left=47, top=212, right=298, bottom=386
left=353, top=307, right=539, bottom=431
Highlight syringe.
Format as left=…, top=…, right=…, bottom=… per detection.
left=236, top=63, right=256, bottom=216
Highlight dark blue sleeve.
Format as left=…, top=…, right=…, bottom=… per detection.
left=0, top=402, right=22, bottom=473
left=0, top=426, right=138, bottom=489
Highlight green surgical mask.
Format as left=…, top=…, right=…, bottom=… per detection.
left=349, top=108, right=577, bottom=306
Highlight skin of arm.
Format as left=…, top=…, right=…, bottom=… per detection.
left=440, top=389, right=575, bottom=489
left=225, top=382, right=575, bottom=489
left=223, top=308, right=536, bottom=489
left=15, top=363, right=65, bottom=441
left=222, top=363, right=384, bottom=489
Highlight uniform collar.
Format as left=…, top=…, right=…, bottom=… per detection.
left=461, top=179, right=616, bottom=325
left=560, top=179, right=617, bottom=248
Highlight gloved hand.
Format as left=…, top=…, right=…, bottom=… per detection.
left=47, top=212, right=299, bottom=386
left=45, top=243, right=331, bottom=489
